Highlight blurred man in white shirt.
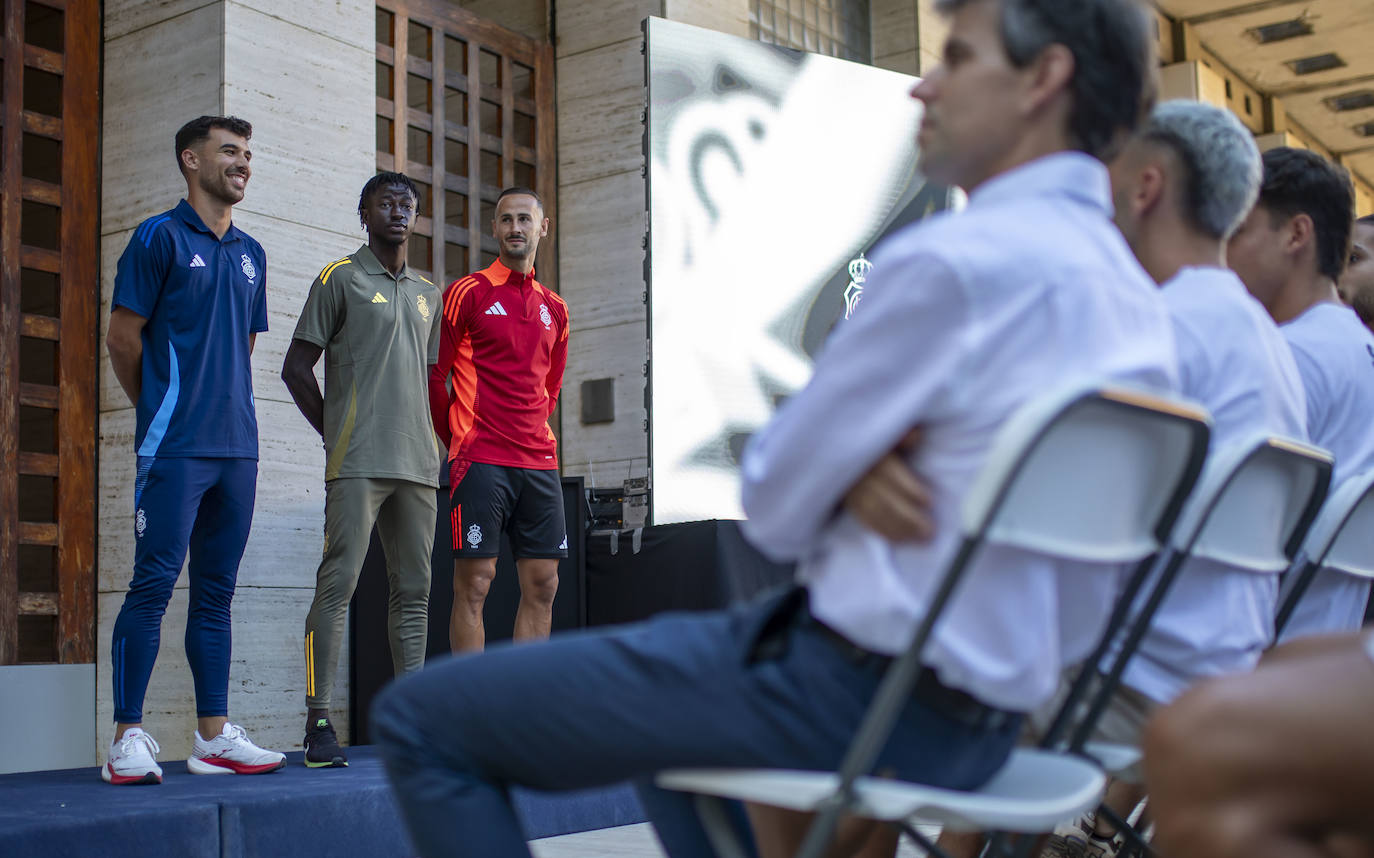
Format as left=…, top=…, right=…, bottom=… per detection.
left=1037, top=101, right=1307, bottom=858
left=1228, top=148, right=1374, bottom=643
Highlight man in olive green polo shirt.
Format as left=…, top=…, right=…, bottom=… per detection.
left=281, top=172, right=442, bottom=768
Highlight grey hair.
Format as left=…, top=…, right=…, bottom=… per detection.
left=1142, top=100, right=1261, bottom=240
left=933, top=0, right=1155, bottom=161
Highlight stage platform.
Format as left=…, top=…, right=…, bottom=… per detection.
left=0, top=747, right=645, bottom=858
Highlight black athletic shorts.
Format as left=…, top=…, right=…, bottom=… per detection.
left=449, top=461, right=567, bottom=559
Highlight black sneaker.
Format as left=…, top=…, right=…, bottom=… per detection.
left=303, top=718, right=348, bottom=768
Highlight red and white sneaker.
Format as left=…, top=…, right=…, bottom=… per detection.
left=102, top=727, right=163, bottom=785
left=187, top=722, right=286, bottom=775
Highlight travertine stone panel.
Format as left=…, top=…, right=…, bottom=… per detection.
left=98, top=407, right=138, bottom=589
left=454, top=0, right=548, bottom=41
left=663, top=0, right=749, bottom=39
left=99, top=399, right=328, bottom=594
left=97, top=0, right=374, bottom=767
left=105, top=0, right=219, bottom=42
left=560, top=321, right=649, bottom=473
left=916, top=0, right=948, bottom=75
left=557, top=0, right=658, bottom=58
left=102, top=6, right=225, bottom=235
left=556, top=39, right=646, bottom=187
left=872, top=0, right=918, bottom=63
left=223, top=3, right=376, bottom=239
left=558, top=172, right=647, bottom=332
left=875, top=49, right=919, bottom=76
left=232, top=0, right=374, bottom=52
left=95, top=586, right=347, bottom=762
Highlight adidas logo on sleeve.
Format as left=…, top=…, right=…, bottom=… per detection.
left=485, top=301, right=508, bottom=316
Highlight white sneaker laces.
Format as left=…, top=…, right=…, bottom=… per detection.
left=117, top=731, right=160, bottom=758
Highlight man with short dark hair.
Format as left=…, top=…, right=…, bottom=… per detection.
left=1035, top=101, right=1308, bottom=858
left=282, top=172, right=442, bottom=768
left=428, top=187, right=569, bottom=653
left=104, top=115, right=284, bottom=784
left=373, top=2, right=1175, bottom=856
left=1339, top=213, right=1374, bottom=332
left=1228, top=148, right=1374, bottom=642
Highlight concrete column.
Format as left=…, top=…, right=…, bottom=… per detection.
left=97, top=0, right=374, bottom=761
left=552, top=1, right=662, bottom=493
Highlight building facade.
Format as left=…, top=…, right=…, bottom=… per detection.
left=1, top=0, right=1372, bottom=771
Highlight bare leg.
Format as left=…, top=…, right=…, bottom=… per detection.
left=747, top=804, right=899, bottom=858
left=933, top=830, right=986, bottom=858
left=513, top=557, right=559, bottom=641
left=450, top=557, right=498, bottom=652
left=1145, top=633, right=1374, bottom=858
left=197, top=716, right=228, bottom=738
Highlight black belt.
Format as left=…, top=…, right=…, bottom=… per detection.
left=805, top=611, right=1020, bottom=733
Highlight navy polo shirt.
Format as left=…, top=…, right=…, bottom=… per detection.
left=112, top=200, right=269, bottom=459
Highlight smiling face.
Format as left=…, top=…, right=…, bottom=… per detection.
left=493, top=193, right=548, bottom=264
left=184, top=127, right=252, bottom=205
left=910, top=0, right=1037, bottom=190
left=361, top=182, right=417, bottom=247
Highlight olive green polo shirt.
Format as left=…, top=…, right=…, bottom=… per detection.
left=293, top=244, right=443, bottom=485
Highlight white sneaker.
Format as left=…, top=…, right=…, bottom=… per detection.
left=1050, top=815, right=1124, bottom=858
left=187, top=722, right=286, bottom=775
left=102, top=727, right=163, bottom=785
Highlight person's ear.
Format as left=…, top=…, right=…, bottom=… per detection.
left=1286, top=213, right=1315, bottom=257
left=1021, top=43, right=1074, bottom=116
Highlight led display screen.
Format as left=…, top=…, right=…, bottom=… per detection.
left=645, top=16, right=957, bottom=524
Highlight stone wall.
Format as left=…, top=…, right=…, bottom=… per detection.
left=97, top=0, right=374, bottom=762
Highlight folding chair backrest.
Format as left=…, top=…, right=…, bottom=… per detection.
left=1169, top=435, right=1332, bottom=572
left=1299, top=469, right=1374, bottom=580
left=962, top=385, right=1210, bottom=564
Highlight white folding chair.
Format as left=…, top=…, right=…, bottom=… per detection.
left=1274, top=469, right=1374, bottom=637
left=1051, top=433, right=1331, bottom=858
left=656, top=382, right=1212, bottom=858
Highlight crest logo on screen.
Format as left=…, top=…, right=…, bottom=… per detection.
left=843, top=254, right=872, bottom=320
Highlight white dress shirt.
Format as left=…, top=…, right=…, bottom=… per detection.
left=1278, top=302, right=1374, bottom=640
left=1121, top=267, right=1307, bottom=705
left=740, top=152, right=1178, bottom=712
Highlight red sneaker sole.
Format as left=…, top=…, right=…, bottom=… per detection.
left=103, top=764, right=161, bottom=785
left=191, top=757, right=287, bottom=775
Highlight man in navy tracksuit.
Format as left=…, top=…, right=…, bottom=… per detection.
left=103, top=115, right=284, bottom=784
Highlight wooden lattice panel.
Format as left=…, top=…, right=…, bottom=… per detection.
left=375, top=0, right=556, bottom=290
left=0, top=0, right=98, bottom=664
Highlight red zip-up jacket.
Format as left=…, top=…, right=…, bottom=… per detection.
left=428, top=259, right=570, bottom=477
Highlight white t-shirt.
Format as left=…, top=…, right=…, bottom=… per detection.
left=1278, top=302, right=1374, bottom=640
left=741, top=153, right=1178, bottom=712
left=1120, top=267, right=1307, bottom=704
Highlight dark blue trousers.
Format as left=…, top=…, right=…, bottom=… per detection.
left=372, top=588, right=1021, bottom=857
left=111, top=456, right=257, bottom=723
